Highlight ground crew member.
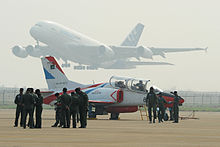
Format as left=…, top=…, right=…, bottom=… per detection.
left=22, top=88, right=35, bottom=129
left=14, top=88, right=24, bottom=127
left=70, top=92, right=79, bottom=128
left=52, top=93, right=62, bottom=127
left=60, top=88, right=71, bottom=128
left=27, top=88, right=37, bottom=127
left=75, top=87, right=88, bottom=128
left=172, top=91, right=180, bottom=123
left=157, top=92, right=168, bottom=123
left=34, top=89, right=43, bottom=128
left=146, top=87, right=158, bottom=123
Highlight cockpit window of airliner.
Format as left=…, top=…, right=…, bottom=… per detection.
left=36, top=24, right=42, bottom=27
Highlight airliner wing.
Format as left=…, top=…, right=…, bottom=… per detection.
left=150, top=47, right=207, bottom=58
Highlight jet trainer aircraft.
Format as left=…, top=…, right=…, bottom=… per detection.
left=41, top=56, right=184, bottom=119
left=12, top=21, right=206, bottom=70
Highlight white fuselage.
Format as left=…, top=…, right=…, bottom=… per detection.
left=30, top=21, right=114, bottom=65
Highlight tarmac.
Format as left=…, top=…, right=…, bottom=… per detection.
left=0, top=109, right=220, bottom=147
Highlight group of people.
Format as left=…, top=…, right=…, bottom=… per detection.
left=51, top=87, right=88, bottom=128
left=14, top=87, right=88, bottom=129
left=146, top=87, right=181, bottom=123
left=14, top=88, right=43, bottom=129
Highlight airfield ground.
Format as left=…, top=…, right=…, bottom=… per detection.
left=0, top=109, right=220, bottom=147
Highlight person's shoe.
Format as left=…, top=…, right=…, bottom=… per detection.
left=149, top=121, right=152, bottom=124
left=58, top=125, right=61, bottom=127
left=23, top=127, right=26, bottom=129
left=14, top=125, right=18, bottom=127
left=172, top=121, right=178, bottom=123
left=51, top=125, right=57, bottom=127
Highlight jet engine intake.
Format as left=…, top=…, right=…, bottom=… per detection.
left=12, top=45, right=28, bottom=58
left=25, top=45, right=42, bottom=57
left=98, top=45, right=115, bottom=58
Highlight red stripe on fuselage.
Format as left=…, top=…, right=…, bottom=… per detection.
left=43, top=83, right=105, bottom=104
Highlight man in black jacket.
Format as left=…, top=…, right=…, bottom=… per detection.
left=146, top=87, right=158, bottom=123
left=34, top=89, right=43, bottom=128
left=60, top=88, right=71, bottom=128
left=70, top=92, right=79, bottom=128
left=14, top=88, right=24, bottom=127
left=22, top=88, right=35, bottom=129
left=75, top=88, right=88, bottom=128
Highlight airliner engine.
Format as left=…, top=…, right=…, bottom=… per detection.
left=26, top=45, right=42, bottom=57
left=136, top=46, right=153, bottom=59
left=12, top=45, right=28, bottom=58
left=98, top=45, right=115, bottom=58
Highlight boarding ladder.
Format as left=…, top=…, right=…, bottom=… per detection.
left=139, top=105, right=148, bottom=120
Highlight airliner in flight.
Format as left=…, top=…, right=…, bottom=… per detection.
left=12, top=21, right=206, bottom=70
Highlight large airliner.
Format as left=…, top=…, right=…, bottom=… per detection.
left=12, top=21, right=206, bottom=69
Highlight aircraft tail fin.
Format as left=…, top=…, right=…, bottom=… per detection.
left=41, top=56, right=83, bottom=90
left=121, top=23, right=144, bottom=46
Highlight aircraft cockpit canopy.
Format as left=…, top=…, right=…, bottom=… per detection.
left=109, top=76, right=150, bottom=93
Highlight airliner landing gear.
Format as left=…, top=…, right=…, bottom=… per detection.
left=110, top=113, right=120, bottom=120
left=74, top=65, right=98, bottom=70
left=61, top=63, right=70, bottom=68
left=74, top=65, right=86, bottom=70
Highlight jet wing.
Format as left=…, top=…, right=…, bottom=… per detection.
left=150, top=47, right=207, bottom=58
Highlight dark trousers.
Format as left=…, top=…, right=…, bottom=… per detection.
left=28, top=106, right=35, bottom=127
left=54, top=108, right=62, bottom=126
left=70, top=111, right=77, bottom=128
left=79, top=108, right=87, bottom=128
left=35, top=106, right=42, bottom=128
left=158, top=106, right=165, bottom=122
left=169, top=108, right=174, bottom=120
left=23, top=108, right=34, bottom=128
left=148, top=105, right=157, bottom=122
left=173, top=105, right=179, bottom=123
left=62, top=108, right=70, bottom=127
left=14, top=105, right=23, bottom=126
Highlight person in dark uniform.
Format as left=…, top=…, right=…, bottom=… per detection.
left=172, top=91, right=180, bottom=123
left=14, top=88, right=24, bottom=127
left=75, top=87, right=88, bottom=128
left=135, top=80, right=145, bottom=91
left=22, top=88, right=35, bottom=129
left=52, top=93, right=62, bottom=127
left=60, top=88, right=71, bottom=128
left=169, top=107, right=174, bottom=121
left=157, top=92, right=168, bottom=123
left=146, top=87, right=158, bottom=123
left=70, top=92, right=79, bottom=128
left=34, top=89, right=43, bottom=128
left=27, top=88, right=37, bottom=127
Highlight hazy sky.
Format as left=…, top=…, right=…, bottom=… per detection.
left=0, top=0, right=219, bottom=91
